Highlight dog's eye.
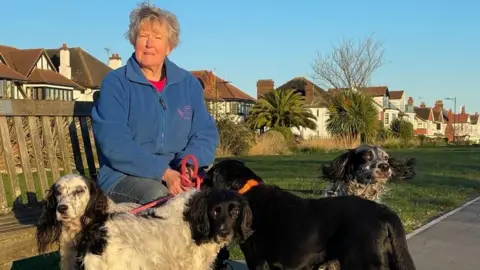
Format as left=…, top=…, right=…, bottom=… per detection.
left=74, top=189, right=85, bottom=195
left=363, top=153, right=372, bottom=161
left=211, top=206, right=222, bottom=217
left=231, top=208, right=240, bottom=217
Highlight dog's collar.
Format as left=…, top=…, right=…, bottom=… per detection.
left=238, top=179, right=260, bottom=194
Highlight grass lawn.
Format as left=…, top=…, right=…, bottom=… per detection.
left=223, top=147, right=480, bottom=260
left=3, top=146, right=480, bottom=266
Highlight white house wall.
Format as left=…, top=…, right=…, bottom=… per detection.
left=291, top=107, right=330, bottom=139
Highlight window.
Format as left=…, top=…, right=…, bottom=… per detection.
left=316, top=109, right=319, bottom=117
left=392, top=113, right=397, bottom=121
left=436, top=123, right=441, bottom=130
left=384, top=113, right=389, bottom=124
left=0, top=80, right=5, bottom=98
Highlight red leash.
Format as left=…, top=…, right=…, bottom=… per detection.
left=128, top=154, right=203, bottom=215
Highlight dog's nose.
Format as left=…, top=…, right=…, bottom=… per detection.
left=378, top=163, right=390, bottom=172
left=57, top=205, right=68, bottom=214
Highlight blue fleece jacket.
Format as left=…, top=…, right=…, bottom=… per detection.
left=91, top=54, right=219, bottom=192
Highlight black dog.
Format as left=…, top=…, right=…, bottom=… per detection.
left=203, top=159, right=416, bottom=270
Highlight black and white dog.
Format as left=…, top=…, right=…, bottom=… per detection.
left=36, top=174, right=252, bottom=270
left=203, top=159, right=416, bottom=270
left=321, top=144, right=416, bottom=202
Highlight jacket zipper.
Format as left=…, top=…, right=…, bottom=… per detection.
left=157, top=89, right=167, bottom=153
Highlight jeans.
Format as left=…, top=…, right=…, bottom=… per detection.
left=108, top=175, right=170, bottom=204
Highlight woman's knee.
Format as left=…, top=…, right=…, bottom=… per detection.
left=108, top=176, right=169, bottom=204
left=138, top=182, right=170, bottom=204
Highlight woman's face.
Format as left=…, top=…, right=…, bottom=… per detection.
left=134, top=20, right=172, bottom=69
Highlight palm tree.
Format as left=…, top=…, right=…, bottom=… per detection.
left=246, top=89, right=317, bottom=131
left=326, top=89, right=378, bottom=144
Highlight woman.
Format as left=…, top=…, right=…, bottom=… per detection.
left=91, top=2, right=218, bottom=205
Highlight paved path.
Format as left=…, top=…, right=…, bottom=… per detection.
left=407, top=196, right=480, bottom=270
left=228, top=196, right=480, bottom=270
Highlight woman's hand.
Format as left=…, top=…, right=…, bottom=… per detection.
left=162, top=168, right=187, bottom=195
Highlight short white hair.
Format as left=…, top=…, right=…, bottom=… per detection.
left=126, top=1, right=180, bottom=49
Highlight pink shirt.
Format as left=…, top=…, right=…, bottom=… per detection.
left=149, top=76, right=167, bottom=93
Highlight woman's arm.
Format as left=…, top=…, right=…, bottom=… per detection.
left=91, top=72, right=173, bottom=179
left=171, top=77, right=219, bottom=169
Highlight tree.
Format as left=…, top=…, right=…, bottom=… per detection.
left=326, top=90, right=379, bottom=144
left=246, top=89, right=317, bottom=131
left=390, top=118, right=414, bottom=143
left=310, top=33, right=388, bottom=89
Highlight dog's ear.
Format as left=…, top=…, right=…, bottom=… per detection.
left=82, top=176, right=108, bottom=227
left=36, top=184, right=61, bottom=254
left=239, top=198, right=253, bottom=242
left=388, top=157, right=417, bottom=181
left=184, top=191, right=211, bottom=244
left=321, top=149, right=355, bottom=182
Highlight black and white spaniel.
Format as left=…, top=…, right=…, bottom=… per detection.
left=203, top=159, right=416, bottom=270
left=36, top=174, right=252, bottom=270
left=321, top=144, right=417, bottom=202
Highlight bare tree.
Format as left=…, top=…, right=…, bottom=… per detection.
left=310, top=33, right=388, bottom=89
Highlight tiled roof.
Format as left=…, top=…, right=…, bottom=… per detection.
left=327, top=86, right=389, bottom=97
left=452, top=113, right=470, bottom=123
left=46, top=47, right=112, bottom=89
left=389, top=90, right=404, bottom=99
left=0, top=62, right=28, bottom=81
left=28, top=69, right=82, bottom=88
left=275, top=77, right=330, bottom=107
left=414, top=107, right=432, bottom=121
left=470, top=114, right=479, bottom=125
left=0, top=44, right=83, bottom=89
left=191, top=70, right=256, bottom=102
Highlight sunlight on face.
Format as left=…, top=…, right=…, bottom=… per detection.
left=135, top=19, right=172, bottom=69
left=55, top=175, right=90, bottom=222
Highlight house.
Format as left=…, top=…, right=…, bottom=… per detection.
left=413, top=104, right=435, bottom=136
left=469, top=113, right=480, bottom=143
left=192, top=70, right=256, bottom=122
left=450, top=105, right=472, bottom=142
left=256, top=77, right=330, bottom=138
left=0, top=44, right=84, bottom=100
left=46, top=43, right=121, bottom=101
left=390, top=91, right=416, bottom=124
left=431, top=100, right=450, bottom=137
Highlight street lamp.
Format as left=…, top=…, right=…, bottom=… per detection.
left=445, top=97, right=456, bottom=144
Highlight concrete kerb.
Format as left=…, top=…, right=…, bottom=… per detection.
left=406, top=195, right=480, bottom=239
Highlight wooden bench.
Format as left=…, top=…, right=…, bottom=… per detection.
left=0, top=100, right=99, bottom=269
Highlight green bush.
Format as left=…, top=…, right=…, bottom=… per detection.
left=216, top=117, right=253, bottom=156
left=390, top=118, right=414, bottom=143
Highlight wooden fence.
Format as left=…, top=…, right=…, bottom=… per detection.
left=0, top=100, right=98, bottom=267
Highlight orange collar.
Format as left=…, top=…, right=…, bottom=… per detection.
left=238, top=179, right=260, bottom=194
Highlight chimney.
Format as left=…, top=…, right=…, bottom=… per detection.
left=256, top=79, right=274, bottom=98
left=108, top=53, right=122, bottom=70
left=305, top=81, right=313, bottom=103
left=461, top=105, right=466, bottom=114
left=407, top=96, right=414, bottom=106
left=420, top=102, right=426, bottom=108
left=59, top=43, right=71, bottom=79
left=434, top=100, right=443, bottom=110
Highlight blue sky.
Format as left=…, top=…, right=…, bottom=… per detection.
left=2, top=0, right=479, bottom=113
